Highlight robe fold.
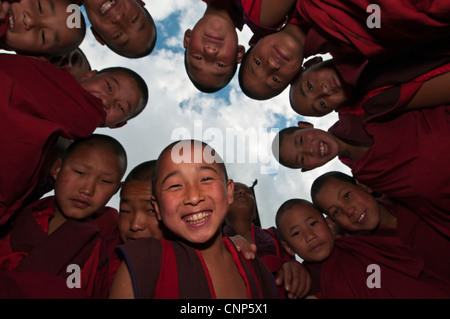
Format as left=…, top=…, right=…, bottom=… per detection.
left=0, top=54, right=106, bottom=226
left=117, top=236, right=277, bottom=299
left=0, top=196, right=119, bottom=298
left=297, top=0, right=450, bottom=86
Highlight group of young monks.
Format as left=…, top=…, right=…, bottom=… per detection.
left=0, top=0, right=449, bottom=300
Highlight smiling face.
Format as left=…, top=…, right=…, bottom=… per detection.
left=279, top=127, right=339, bottom=170
left=2, top=0, right=85, bottom=56
left=240, top=29, right=304, bottom=100
left=314, top=178, right=382, bottom=232
left=79, top=69, right=144, bottom=128
left=184, top=14, right=243, bottom=92
left=290, top=60, right=348, bottom=116
left=119, top=180, right=165, bottom=243
left=278, top=202, right=335, bottom=263
left=152, top=141, right=234, bottom=245
left=52, top=144, right=124, bottom=220
left=83, top=0, right=156, bottom=58
left=226, top=182, right=256, bottom=224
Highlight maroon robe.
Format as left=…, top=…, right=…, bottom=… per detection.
left=117, top=236, right=277, bottom=299
left=0, top=54, right=105, bottom=226
left=297, top=0, right=450, bottom=86
left=304, top=236, right=450, bottom=299
left=375, top=198, right=450, bottom=284
left=0, top=196, right=119, bottom=298
left=329, top=105, right=450, bottom=238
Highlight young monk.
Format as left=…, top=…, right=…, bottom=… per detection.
left=310, top=171, right=450, bottom=284
left=184, top=0, right=296, bottom=93
left=223, top=181, right=310, bottom=299
left=272, top=106, right=450, bottom=238
left=118, top=160, right=168, bottom=244
left=80, top=0, right=157, bottom=58
left=109, top=140, right=277, bottom=299
left=0, top=134, right=127, bottom=298
left=275, top=198, right=450, bottom=298
left=0, top=53, right=148, bottom=227
left=0, top=0, right=86, bottom=57
left=238, top=18, right=307, bottom=100
left=289, top=54, right=450, bottom=118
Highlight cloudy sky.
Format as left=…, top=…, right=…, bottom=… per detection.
left=68, top=1, right=351, bottom=228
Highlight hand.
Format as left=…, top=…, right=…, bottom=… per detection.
left=0, top=1, right=11, bottom=21
left=275, top=261, right=311, bottom=299
left=229, top=235, right=257, bottom=260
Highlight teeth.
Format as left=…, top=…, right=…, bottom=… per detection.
left=100, top=0, right=115, bottom=15
left=357, top=211, right=366, bottom=223
left=8, top=12, right=14, bottom=32
left=320, top=141, right=327, bottom=157
left=183, top=212, right=211, bottom=224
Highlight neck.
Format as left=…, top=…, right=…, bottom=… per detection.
left=378, top=205, right=397, bottom=229
left=335, top=136, right=368, bottom=161
left=198, top=229, right=228, bottom=262
left=204, top=2, right=234, bottom=25
left=283, top=23, right=306, bottom=46
left=48, top=205, right=67, bottom=235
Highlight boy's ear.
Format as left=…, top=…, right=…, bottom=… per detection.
left=301, top=168, right=312, bottom=172
left=303, top=56, right=323, bottom=69
left=50, top=158, right=63, bottom=181
left=236, top=45, right=246, bottom=64
left=355, top=180, right=373, bottom=194
left=297, top=121, right=314, bottom=129
left=151, top=195, right=162, bottom=221
left=109, top=121, right=127, bottom=129
left=281, top=240, right=296, bottom=257
left=183, top=29, right=192, bottom=49
left=227, top=179, right=235, bottom=204
left=324, top=216, right=337, bottom=236
left=91, top=27, right=106, bottom=46
left=80, top=70, right=98, bottom=81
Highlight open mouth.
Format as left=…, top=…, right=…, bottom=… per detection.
left=357, top=211, right=366, bottom=224
left=183, top=211, right=212, bottom=225
left=100, top=0, right=116, bottom=16
left=319, top=141, right=328, bottom=157
left=8, top=10, right=15, bottom=32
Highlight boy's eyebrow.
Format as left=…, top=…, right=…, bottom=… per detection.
left=197, top=165, right=219, bottom=175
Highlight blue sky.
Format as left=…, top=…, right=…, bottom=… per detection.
left=63, top=1, right=351, bottom=229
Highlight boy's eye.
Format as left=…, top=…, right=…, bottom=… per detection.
left=118, top=104, right=125, bottom=112
left=114, top=32, right=122, bottom=39
left=344, top=192, right=350, bottom=200
left=38, top=0, right=42, bottom=13
left=194, top=56, right=202, bottom=60
left=291, top=230, right=300, bottom=237
left=254, top=58, right=261, bottom=66
left=106, top=81, right=112, bottom=91
left=319, top=100, right=326, bottom=108
left=332, top=209, right=340, bottom=216
left=201, top=177, right=213, bottom=182
left=41, top=30, right=45, bottom=44
left=74, top=170, right=84, bottom=175
left=102, top=180, right=113, bottom=184
left=131, top=16, right=138, bottom=23
left=307, top=81, right=313, bottom=90
left=272, top=76, right=280, bottom=83
left=217, top=62, right=224, bottom=67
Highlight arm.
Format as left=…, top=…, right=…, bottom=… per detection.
left=406, top=71, right=450, bottom=110
left=108, top=261, right=135, bottom=299
left=229, top=235, right=257, bottom=260
left=275, top=261, right=311, bottom=299
left=260, top=0, right=296, bottom=28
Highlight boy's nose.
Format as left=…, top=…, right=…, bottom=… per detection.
left=80, top=179, right=96, bottom=197
left=268, top=57, right=280, bottom=70
left=111, top=10, right=125, bottom=24
left=130, top=212, right=145, bottom=231
left=204, top=45, right=218, bottom=56
left=22, top=11, right=36, bottom=31
left=183, top=185, right=205, bottom=205
left=321, top=82, right=331, bottom=95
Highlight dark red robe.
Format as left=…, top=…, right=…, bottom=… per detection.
left=117, top=236, right=277, bottom=299
left=329, top=104, right=450, bottom=238
left=0, top=196, right=119, bottom=298
left=303, top=236, right=450, bottom=298
left=0, top=54, right=105, bottom=226
left=297, top=0, right=450, bottom=85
